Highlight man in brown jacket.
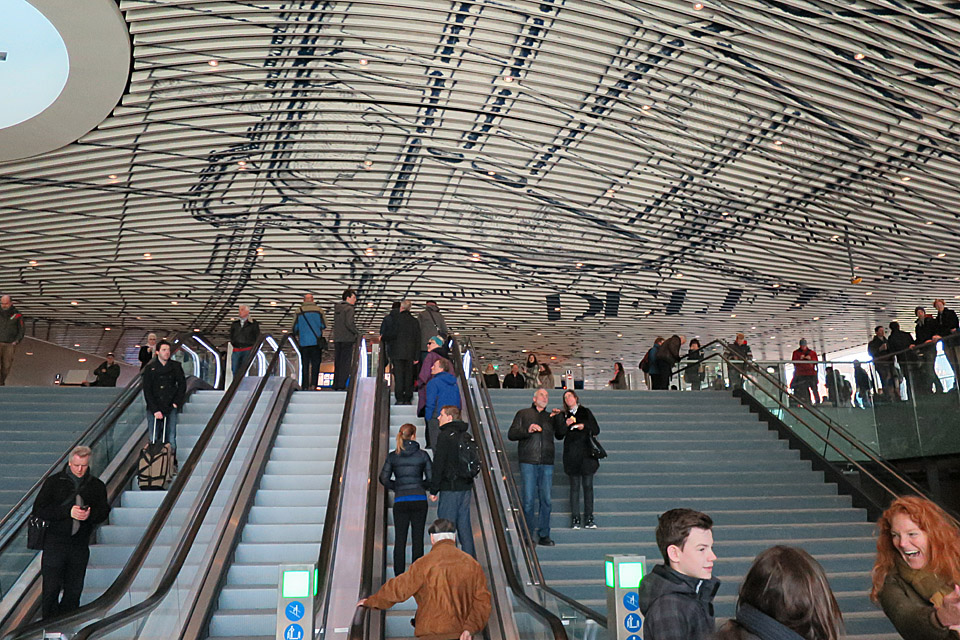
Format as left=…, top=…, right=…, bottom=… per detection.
left=359, top=519, right=491, bottom=640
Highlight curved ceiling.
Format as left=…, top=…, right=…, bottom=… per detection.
left=1, top=0, right=960, bottom=371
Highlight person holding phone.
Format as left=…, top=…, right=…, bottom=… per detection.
left=33, top=446, right=110, bottom=619
left=553, top=390, right=601, bottom=530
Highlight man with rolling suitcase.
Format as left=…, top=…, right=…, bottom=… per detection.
left=142, top=340, right=186, bottom=483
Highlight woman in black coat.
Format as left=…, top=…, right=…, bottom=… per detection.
left=138, top=333, right=158, bottom=369
left=378, top=423, right=432, bottom=575
left=553, top=390, right=600, bottom=529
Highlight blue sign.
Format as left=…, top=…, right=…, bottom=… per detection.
left=627, top=636, right=642, bottom=640
left=624, top=613, right=643, bottom=633
left=284, top=623, right=304, bottom=640
left=622, top=591, right=639, bottom=611
left=285, top=601, right=305, bottom=622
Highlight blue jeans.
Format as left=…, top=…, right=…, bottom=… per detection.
left=519, top=463, right=553, bottom=539
left=231, top=349, right=251, bottom=376
left=437, top=490, right=475, bottom=557
left=148, top=410, right=178, bottom=455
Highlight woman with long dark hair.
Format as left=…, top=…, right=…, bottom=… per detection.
left=553, top=390, right=600, bottom=529
left=523, top=353, right=540, bottom=388
left=715, top=545, right=844, bottom=640
left=608, top=362, right=628, bottom=390
left=871, top=496, right=960, bottom=639
left=378, top=423, right=432, bottom=575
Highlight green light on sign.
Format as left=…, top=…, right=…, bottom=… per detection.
left=314, top=568, right=319, bottom=596
left=618, top=562, right=645, bottom=589
left=605, top=560, right=614, bottom=588
left=282, top=570, right=311, bottom=598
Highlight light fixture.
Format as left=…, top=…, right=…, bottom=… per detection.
left=108, top=174, right=118, bottom=179
left=721, top=211, right=729, bottom=216
left=813, top=316, right=820, bottom=320
left=772, top=283, right=780, bottom=288
left=28, top=260, right=38, bottom=266
left=730, top=314, right=737, bottom=318
left=522, top=349, right=528, bottom=353
left=363, top=159, right=373, bottom=167
left=469, top=253, right=481, bottom=262
left=595, top=350, right=601, bottom=354
left=359, top=58, right=369, bottom=65
left=641, top=104, right=652, bottom=110
left=207, top=60, right=219, bottom=67
left=617, top=334, right=623, bottom=338
left=364, top=248, right=374, bottom=255
left=503, top=74, right=514, bottom=83
left=25, top=352, right=33, bottom=356
left=74, top=343, right=80, bottom=347
left=490, top=341, right=495, bottom=344
left=462, top=304, right=469, bottom=308
left=104, top=327, right=111, bottom=331
left=575, top=262, right=583, bottom=268
left=675, top=273, right=683, bottom=278
left=143, top=253, right=152, bottom=259
left=693, top=2, right=704, bottom=9
left=78, top=358, right=87, bottom=363
left=237, top=160, right=247, bottom=167
left=865, top=291, right=873, bottom=296
left=854, top=53, right=865, bottom=60
left=773, top=140, right=783, bottom=146
left=487, top=170, right=496, bottom=176
left=550, top=356, right=556, bottom=360
left=70, top=301, right=78, bottom=305
left=937, top=252, right=946, bottom=257
left=171, top=301, right=179, bottom=305
left=366, top=302, right=374, bottom=307
left=902, top=176, right=911, bottom=182
left=281, top=329, right=288, bottom=333
left=926, top=221, right=933, bottom=225
left=270, top=301, right=277, bottom=306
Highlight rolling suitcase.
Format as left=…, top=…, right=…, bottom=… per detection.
left=138, top=416, right=174, bottom=490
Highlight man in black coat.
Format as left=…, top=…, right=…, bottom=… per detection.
left=935, top=298, right=960, bottom=390
left=914, top=306, right=943, bottom=394
left=378, top=301, right=401, bottom=366
left=502, top=363, right=525, bottom=389
left=654, top=335, right=685, bottom=390
left=868, top=326, right=897, bottom=400
left=391, top=300, right=422, bottom=405
left=888, top=321, right=916, bottom=401
left=429, top=406, right=476, bottom=557
left=229, top=305, right=260, bottom=376
left=33, top=445, right=109, bottom=619
left=508, top=388, right=558, bottom=546
left=142, top=340, right=186, bottom=455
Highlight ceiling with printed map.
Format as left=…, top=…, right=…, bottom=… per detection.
left=2, top=0, right=960, bottom=371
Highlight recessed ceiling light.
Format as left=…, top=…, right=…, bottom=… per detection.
left=772, top=283, right=780, bottom=288
left=270, top=301, right=277, bottom=306
left=282, top=329, right=288, bottom=333
left=813, top=316, right=820, bottom=320
left=237, top=160, right=247, bottom=167
left=550, top=356, right=556, bottom=359
left=522, top=349, right=528, bottom=353
left=865, top=292, right=873, bottom=295
left=575, top=262, right=583, bottom=268
left=359, top=58, right=369, bottom=65
left=28, top=260, right=38, bottom=266
left=208, top=60, right=219, bottom=67
left=937, top=253, right=946, bottom=257
left=751, top=326, right=757, bottom=329
left=595, top=350, right=601, bottom=354
left=617, top=334, right=623, bottom=338
left=462, top=304, right=469, bottom=308
left=25, top=352, right=33, bottom=356
left=693, top=2, right=704, bottom=9
left=642, top=104, right=652, bottom=110
left=503, top=74, right=514, bottom=83
left=70, top=301, right=78, bottom=305
left=730, top=314, right=737, bottom=318
left=902, top=176, right=911, bottom=182
left=104, top=327, right=111, bottom=330
left=676, top=273, right=683, bottom=278
left=78, top=358, right=87, bottom=363
left=366, top=302, right=374, bottom=307
left=171, top=301, right=179, bottom=305
left=487, top=170, right=496, bottom=176
left=363, top=159, right=373, bottom=167
left=108, top=174, right=118, bottom=179
left=74, top=343, right=80, bottom=347
left=926, top=221, right=933, bottom=225
left=143, top=253, right=152, bottom=259
left=854, top=53, right=865, bottom=60
left=773, top=140, right=783, bottom=146
left=364, top=248, right=374, bottom=255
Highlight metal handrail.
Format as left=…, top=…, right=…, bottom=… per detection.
left=313, top=343, right=363, bottom=631
left=4, top=334, right=272, bottom=640
left=702, top=346, right=929, bottom=503
left=0, top=333, right=187, bottom=548
left=348, top=347, right=390, bottom=640
left=71, top=336, right=295, bottom=640
left=451, top=339, right=571, bottom=640
left=462, top=337, right=607, bottom=627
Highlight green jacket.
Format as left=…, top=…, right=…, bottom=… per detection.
left=0, top=305, right=24, bottom=344
left=878, top=572, right=953, bottom=640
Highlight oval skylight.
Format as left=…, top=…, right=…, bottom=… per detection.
left=0, top=0, right=70, bottom=129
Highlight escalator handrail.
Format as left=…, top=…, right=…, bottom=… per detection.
left=4, top=334, right=272, bottom=640
left=313, top=343, right=363, bottom=623
left=451, top=340, right=571, bottom=640
left=704, top=348, right=931, bottom=502
left=0, top=332, right=187, bottom=548
left=71, top=336, right=295, bottom=640
left=462, top=337, right=607, bottom=627
left=348, top=347, right=390, bottom=640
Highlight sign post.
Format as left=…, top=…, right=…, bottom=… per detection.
left=277, top=564, right=317, bottom=640
left=605, top=554, right=647, bottom=640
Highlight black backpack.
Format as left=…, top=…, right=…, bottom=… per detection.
left=455, top=430, right=481, bottom=480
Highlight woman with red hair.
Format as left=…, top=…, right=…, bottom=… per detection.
left=872, top=496, right=960, bottom=639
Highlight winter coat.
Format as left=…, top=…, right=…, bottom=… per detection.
left=33, top=464, right=110, bottom=545
left=502, top=372, right=525, bottom=389
left=364, top=539, right=491, bottom=640
left=91, top=361, right=121, bottom=387
left=379, top=309, right=400, bottom=359
left=392, top=310, right=422, bottom=361
left=138, top=345, right=156, bottom=370
left=418, top=305, right=450, bottom=349
left=727, top=340, right=752, bottom=361
left=854, top=365, right=871, bottom=389
left=683, top=350, right=704, bottom=385
left=0, top=305, right=25, bottom=344
left=379, top=441, right=432, bottom=499
left=609, top=369, right=629, bottom=390
left=712, top=604, right=806, bottom=640
left=333, top=301, right=360, bottom=343
left=657, top=335, right=683, bottom=368
left=637, top=564, right=720, bottom=640
left=645, top=345, right=661, bottom=376
left=417, top=350, right=445, bottom=415
left=142, top=358, right=186, bottom=415
left=484, top=373, right=501, bottom=389
left=916, top=316, right=940, bottom=344
left=430, top=419, right=474, bottom=493
left=229, top=318, right=260, bottom=349
left=938, top=307, right=960, bottom=339
left=507, top=404, right=556, bottom=465
left=878, top=570, right=954, bottom=640
left=426, top=372, right=461, bottom=422
left=523, top=363, right=540, bottom=389
left=888, top=328, right=916, bottom=363
left=292, top=303, right=326, bottom=348
left=868, top=335, right=891, bottom=362
left=553, top=405, right=600, bottom=476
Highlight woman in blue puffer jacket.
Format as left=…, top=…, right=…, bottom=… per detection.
left=378, top=423, right=432, bottom=575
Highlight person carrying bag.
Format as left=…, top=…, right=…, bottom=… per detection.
left=553, top=390, right=601, bottom=530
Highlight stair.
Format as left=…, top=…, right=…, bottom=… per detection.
left=205, top=390, right=345, bottom=640
left=487, top=389, right=898, bottom=639
left=78, top=382, right=276, bottom=637
left=0, top=387, right=121, bottom=518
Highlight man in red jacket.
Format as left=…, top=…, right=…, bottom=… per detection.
left=790, top=339, right=820, bottom=404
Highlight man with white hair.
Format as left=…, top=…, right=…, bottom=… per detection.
left=33, top=446, right=109, bottom=619
left=229, top=304, right=260, bottom=375
left=359, top=518, right=490, bottom=640
left=0, top=294, right=25, bottom=385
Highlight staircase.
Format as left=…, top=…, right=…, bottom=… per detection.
left=205, top=390, right=346, bottom=640
left=488, top=389, right=897, bottom=639
left=0, top=387, right=120, bottom=518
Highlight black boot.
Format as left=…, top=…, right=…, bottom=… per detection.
left=571, top=516, right=581, bottom=530
left=585, top=516, right=597, bottom=529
